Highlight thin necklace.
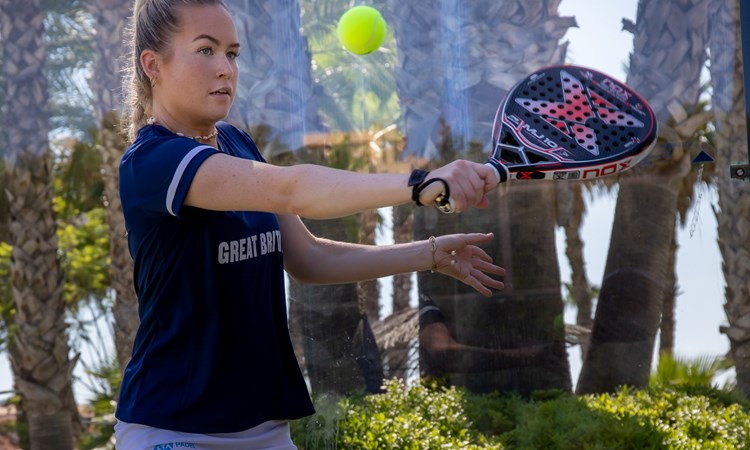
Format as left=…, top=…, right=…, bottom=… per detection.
left=147, top=117, right=218, bottom=142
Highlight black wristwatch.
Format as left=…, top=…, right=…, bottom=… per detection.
left=408, top=169, right=430, bottom=205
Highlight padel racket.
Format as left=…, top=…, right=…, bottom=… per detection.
left=436, top=65, right=657, bottom=213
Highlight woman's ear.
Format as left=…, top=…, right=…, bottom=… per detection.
left=140, top=50, right=160, bottom=84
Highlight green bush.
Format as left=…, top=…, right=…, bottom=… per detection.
left=293, top=378, right=502, bottom=449
left=584, top=386, right=750, bottom=449
left=291, top=379, right=750, bottom=450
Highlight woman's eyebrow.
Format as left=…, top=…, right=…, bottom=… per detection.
left=193, top=34, right=240, bottom=48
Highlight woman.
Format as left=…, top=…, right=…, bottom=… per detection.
left=115, top=0, right=505, bottom=448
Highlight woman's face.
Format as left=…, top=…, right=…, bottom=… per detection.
left=148, top=4, right=240, bottom=128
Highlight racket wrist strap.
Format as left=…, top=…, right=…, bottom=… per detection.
left=408, top=169, right=430, bottom=205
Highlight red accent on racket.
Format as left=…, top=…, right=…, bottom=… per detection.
left=436, top=65, right=657, bottom=213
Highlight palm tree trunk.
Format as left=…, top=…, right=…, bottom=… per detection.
left=390, top=3, right=444, bottom=157
left=577, top=0, right=708, bottom=394
left=227, top=0, right=325, bottom=156
left=659, top=230, right=678, bottom=356
left=227, top=0, right=382, bottom=395
left=289, top=217, right=374, bottom=395
left=1, top=0, right=75, bottom=447
left=394, top=0, right=574, bottom=394
left=86, top=0, right=139, bottom=373
left=709, top=0, right=750, bottom=397
left=577, top=180, right=679, bottom=392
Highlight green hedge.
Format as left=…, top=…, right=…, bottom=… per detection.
left=291, top=379, right=750, bottom=450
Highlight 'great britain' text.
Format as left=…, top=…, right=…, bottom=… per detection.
left=217, top=230, right=282, bottom=264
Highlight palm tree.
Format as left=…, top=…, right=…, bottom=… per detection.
left=708, top=0, right=750, bottom=396
left=86, top=0, right=139, bottom=374
left=228, top=0, right=326, bottom=156
left=227, top=0, right=384, bottom=395
left=0, top=0, right=75, bottom=447
left=394, top=0, right=575, bottom=394
left=577, top=0, right=709, bottom=394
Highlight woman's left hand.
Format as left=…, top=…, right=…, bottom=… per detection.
left=431, top=233, right=505, bottom=297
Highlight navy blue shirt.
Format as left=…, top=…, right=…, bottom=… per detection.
left=116, top=121, right=314, bottom=433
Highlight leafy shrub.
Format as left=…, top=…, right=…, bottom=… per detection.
left=291, top=379, right=750, bottom=450
left=292, top=378, right=502, bottom=449
left=584, top=386, right=750, bottom=450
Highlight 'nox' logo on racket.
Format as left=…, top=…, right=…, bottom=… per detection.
left=514, top=70, right=646, bottom=157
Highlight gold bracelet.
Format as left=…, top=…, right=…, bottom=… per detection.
left=429, top=236, right=437, bottom=273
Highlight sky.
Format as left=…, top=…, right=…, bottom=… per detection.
left=555, top=0, right=729, bottom=383
left=0, top=0, right=734, bottom=403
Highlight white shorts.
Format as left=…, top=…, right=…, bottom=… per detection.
left=114, top=419, right=297, bottom=450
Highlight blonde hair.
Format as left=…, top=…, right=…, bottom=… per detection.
left=122, top=0, right=228, bottom=141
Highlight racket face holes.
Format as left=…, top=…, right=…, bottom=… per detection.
left=509, top=68, right=653, bottom=166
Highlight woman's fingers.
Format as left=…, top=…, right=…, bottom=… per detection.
left=429, top=161, right=498, bottom=213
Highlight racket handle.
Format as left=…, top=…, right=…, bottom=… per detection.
left=485, top=159, right=509, bottom=184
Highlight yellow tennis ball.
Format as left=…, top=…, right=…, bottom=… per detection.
left=337, top=6, right=387, bottom=55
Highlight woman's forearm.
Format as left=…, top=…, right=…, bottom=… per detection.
left=190, top=157, right=445, bottom=219
left=280, top=215, right=503, bottom=296
left=187, top=155, right=497, bottom=219
left=288, top=237, right=433, bottom=285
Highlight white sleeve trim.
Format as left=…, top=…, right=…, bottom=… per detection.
left=166, top=145, right=214, bottom=216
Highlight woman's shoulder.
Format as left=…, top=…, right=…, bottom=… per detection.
left=216, top=120, right=254, bottom=143
left=216, top=121, right=263, bottom=160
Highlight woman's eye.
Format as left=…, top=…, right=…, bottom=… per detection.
left=199, top=47, right=213, bottom=55
left=227, top=52, right=239, bottom=60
